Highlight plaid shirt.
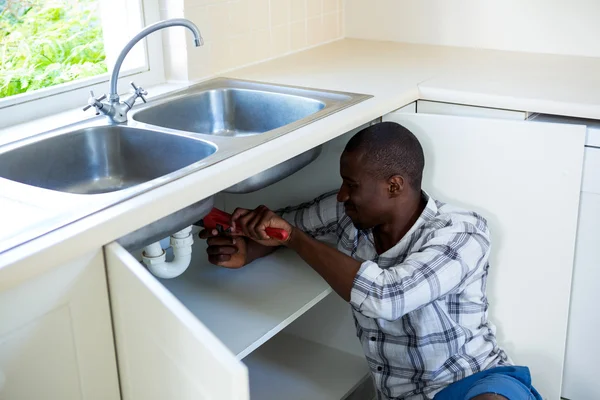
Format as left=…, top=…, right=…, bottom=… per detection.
left=278, top=190, right=510, bottom=400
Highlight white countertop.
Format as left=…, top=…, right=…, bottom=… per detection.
left=2, top=38, right=600, bottom=273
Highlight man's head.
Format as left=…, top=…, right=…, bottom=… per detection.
left=337, top=121, right=425, bottom=230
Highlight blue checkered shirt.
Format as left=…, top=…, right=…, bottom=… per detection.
left=278, top=190, right=511, bottom=399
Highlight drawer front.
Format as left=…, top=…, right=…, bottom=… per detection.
left=586, top=128, right=600, bottom=148
left=527, top=114, right=600, bottom=147
left=416, top=100, right=527, bottom=120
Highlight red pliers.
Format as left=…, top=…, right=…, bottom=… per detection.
left=196, top=207, right=289, bottom=241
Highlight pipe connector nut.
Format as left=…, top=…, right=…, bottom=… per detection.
left=142, top=250, right=166, bottom=265
left=171, top=234, right=194, bottom=248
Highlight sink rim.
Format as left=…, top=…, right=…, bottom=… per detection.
left=0, top=119, right=218, bottom=156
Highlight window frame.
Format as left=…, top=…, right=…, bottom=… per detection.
left=0, top=0, right=165, bottom=130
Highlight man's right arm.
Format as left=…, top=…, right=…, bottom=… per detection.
left=275, top=190, right=341, bottom=244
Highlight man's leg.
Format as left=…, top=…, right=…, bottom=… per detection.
left=434, top=366, right=541, bottom=400
left=465, top=374, right=535, bottom=400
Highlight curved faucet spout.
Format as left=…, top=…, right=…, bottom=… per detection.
left=109, top=18, right=203, bottom=102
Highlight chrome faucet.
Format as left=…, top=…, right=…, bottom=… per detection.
left=84, top=18, right=203, bottom=123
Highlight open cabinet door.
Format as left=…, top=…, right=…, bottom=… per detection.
left=383, top=112, right=585, bottom=400
left=104, top=243, right=249, bottom=400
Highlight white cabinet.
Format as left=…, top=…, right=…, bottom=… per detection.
left=522, top=114, right=600, bottom=400
left=2, top=110, right=582, bottom=399
left=0, top=250, right=120, bottom=400
left=561, top=189, right=600, bottom=400
left=103, top=112, right=585, bottom=400
left=383, top=112, right=584, bottom=400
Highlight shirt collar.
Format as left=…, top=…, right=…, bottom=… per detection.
left=361, top=191, right=438, bottom=252
left=387, top=190, right=438, bottom=242
left=416, top=190, right=438, bottom=225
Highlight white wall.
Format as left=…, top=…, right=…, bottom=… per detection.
left=160, top=0, right=344, bottom=82
left=345, top=0, right=600, bottom=57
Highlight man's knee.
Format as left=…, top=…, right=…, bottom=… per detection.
left=470, top=394, right=509, bottom=400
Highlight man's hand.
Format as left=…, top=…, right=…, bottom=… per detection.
left=222, top=204, right=360, bottom=302
left=231, top=205, right=293, bottom=246
left=199, top=229, right=248, bottom=269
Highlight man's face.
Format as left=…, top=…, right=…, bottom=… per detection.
left=337, top=150, right=391, bottom=230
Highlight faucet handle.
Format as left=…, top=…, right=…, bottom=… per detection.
left=130, top=81, right=147, bottom=103
left=83, top=90, right=107, bottom=115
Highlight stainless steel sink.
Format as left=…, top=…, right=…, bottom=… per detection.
left=0, top=125, right=217, bottom=194
left=130, top=78, right=369, bottom=139
left=132, top=87, right=326, bottom=137
left=223, top=145, right=323, bottom=193
left=0, top=77, right=371, bottom=254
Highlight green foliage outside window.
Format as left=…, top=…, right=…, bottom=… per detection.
left=0, top=0, right=107, bottom=98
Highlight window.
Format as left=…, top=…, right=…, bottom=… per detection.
left=0, top=0, right=164, bottom=129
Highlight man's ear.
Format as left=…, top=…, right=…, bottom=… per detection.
left=388, top=175, right=405, bottom=197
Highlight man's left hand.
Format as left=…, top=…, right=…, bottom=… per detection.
left=231, top=205, right=293, bottom=246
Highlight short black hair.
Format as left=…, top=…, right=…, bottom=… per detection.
left=344, top=121, right=425, bottom=189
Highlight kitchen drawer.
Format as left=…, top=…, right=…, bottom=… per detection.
left=416, top=100, right=527, bottom=120
left=527, top=114, right=600, bottom=148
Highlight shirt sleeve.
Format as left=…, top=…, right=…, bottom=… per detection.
left=275, top=190, right=341, bottom=243
left=349, top=221, right=491, bottom=321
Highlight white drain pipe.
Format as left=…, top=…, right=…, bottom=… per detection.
left=142, top=226, right=194, bottom=279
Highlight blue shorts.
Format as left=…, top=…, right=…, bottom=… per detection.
left=434, top=366, right=542, bottom=400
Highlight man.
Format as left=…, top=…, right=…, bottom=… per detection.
left=200, top=122, right=541, bottom=400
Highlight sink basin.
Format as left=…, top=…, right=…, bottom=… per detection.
left=130, top=78, right=371, bottom=139
left=132, top=88, right=326, bottom=137
left=223, top=145, right=323, bottom=193
left=0, top=125, right=217, bottom=194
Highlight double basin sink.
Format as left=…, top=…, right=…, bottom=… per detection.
left=0, top=78, right=370, bottom=251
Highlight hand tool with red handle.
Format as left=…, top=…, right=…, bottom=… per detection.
left=196, top=207, right=289, bottom=241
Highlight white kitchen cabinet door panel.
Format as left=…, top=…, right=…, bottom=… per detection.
left=561, top=191, right=600, bottom=400
left=104, top=243, right=249, bottom=400
left=383, top=112, right=585, bottom=400
left=0, top=250, right=119, bottom=400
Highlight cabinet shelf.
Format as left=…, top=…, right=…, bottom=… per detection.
left=245, top=333, right=370, bottom=400
left=158, top=240, right=332, bottom=359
